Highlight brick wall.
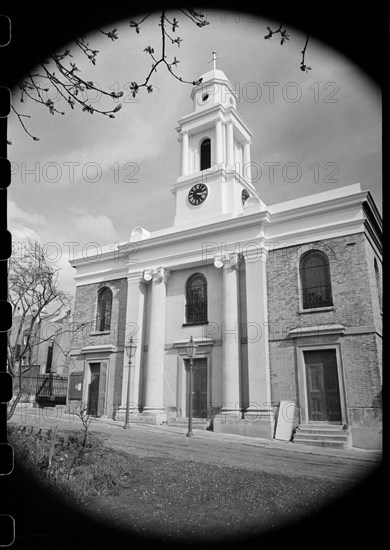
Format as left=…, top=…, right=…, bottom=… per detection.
left=71, top=279, right=127, bottom=418
left=269, top=340, right=297, bottom=406
left=363, top=235, right=383, bottom=332
left=267, top=233, right=382, bottom=431
left=341, top=333, right=382, bottom=409
left=267, top=233, right=375, bottom=332
left=72, top=279, right=127, bottom=350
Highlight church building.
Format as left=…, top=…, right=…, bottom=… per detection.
left=69, top=57, right=382, bottom=450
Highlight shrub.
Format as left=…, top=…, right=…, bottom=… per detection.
left=8, top=425, right=132, bottom=501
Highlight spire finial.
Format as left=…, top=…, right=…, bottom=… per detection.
left=208, top=50, right=221, bottom=70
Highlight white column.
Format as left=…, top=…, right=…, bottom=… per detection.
left=142, top=267, right=171, bottom=420
left=181, top=131, right=189, bottom=176
left=243, top=140, right=251, bottom=182
left=243, top=243, right=272, bottom=417
left=177, top=135, right=182, bottom=175
left=118, top=271, right=146, bottom=421
left=215, top=253, right=241, bottom=414
left=226, top=121, right=234, bottom=166
left=215, top=120, right=223, bottom=165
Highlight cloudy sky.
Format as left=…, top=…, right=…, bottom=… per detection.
left=9, top=9, right=381, bottom=295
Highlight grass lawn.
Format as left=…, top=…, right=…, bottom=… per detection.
left=8, top=423, right=351, bottom=543
left=81, top=453, right=347, bottom=542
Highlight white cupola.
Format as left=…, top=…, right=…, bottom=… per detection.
left=171, top=52, right=266, bottom=227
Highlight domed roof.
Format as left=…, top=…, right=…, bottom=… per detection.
left=198, top=68, right=230, bottom=84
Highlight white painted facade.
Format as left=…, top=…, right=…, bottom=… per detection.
left=70, top=65, right=382, bottom=447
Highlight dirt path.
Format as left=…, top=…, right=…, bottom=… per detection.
left=100, top=427, right=377, bottom=484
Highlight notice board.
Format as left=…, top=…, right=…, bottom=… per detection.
left=274, top=401, right=296, bottom=441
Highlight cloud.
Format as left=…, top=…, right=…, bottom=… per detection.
left=8, top=200, right=122, bottom=296
left=8, top=200, right=48, bottom=227
left=71, top=212, right=120, bottom=246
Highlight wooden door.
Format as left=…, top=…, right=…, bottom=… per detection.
left=87, top=363, right=100, bottom=416
left=304, top=350, right=342, bottom=423
left=186, top=358, right=207, bottom=418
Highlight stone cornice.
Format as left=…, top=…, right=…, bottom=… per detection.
left=269, top=190, right=368, bottom=223
left=362, top=192, right=382, bottom=255
left=73, top=265, right=128, bottom=284
left=72, top=185, right=380, bottom=285
left=80, top=344, right=116, bottom=354
left=172, top=338, right=215, bottom=349
left=288, top=325, right=346, bottom=338
left=267, top=219, right=365, bottom=249
left=172, top=166, right=259, bottom=197
left=118, top=210, right=271, bottom=254
left=177, top=103, right=253, bottom=139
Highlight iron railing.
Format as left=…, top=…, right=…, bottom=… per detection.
left=14, top=371, right=68, bottom=405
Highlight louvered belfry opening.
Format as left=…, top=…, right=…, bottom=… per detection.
left=200, top=138, right=211, bottom=171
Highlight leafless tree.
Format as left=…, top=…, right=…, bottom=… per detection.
left=7, top=240, right=84, bottom=420
left=72, top=402, right=93, bottom=449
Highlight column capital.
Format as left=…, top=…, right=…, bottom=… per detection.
left=141, top=267, right=171, bottom=284
left=154, top=267, right=171, bottom=284
left=214, top=253, right=241, bottom=270
left=141, top=269, right=154, bottom=283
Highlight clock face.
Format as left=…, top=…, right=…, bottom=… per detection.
left=242, top=189, right=250, bottom=204
left=188, top=183, right=208, bottom=206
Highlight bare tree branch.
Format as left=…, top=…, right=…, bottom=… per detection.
left=12, top=10, right=209, bottom=141
left=300, top=33, right=311, bottom=73
left=264, top=23, right=311, bottom=72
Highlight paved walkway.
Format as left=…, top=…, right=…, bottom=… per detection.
left=8, top=405, right=382, bottom=467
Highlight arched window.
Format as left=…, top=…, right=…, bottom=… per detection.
left=186, top=274, right=208, bottom=324
left=374, top=258, right=382, bottom=311
left=300, top=251, right=333, bottom=309
left=200, top=138, right=211, bottom=171
left=96, top=287, right=112, bottom=331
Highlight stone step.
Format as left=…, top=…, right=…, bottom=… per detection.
left=298, top=424, right=344, bottom=432
left=294, top=433, right=349, bottom=442
left=296, top=429, right=349, bottom=437
left=296, top=426, right=348, bottom=435
left=292, top=439, right=348, bottom=449
left=293, top=423, right=351, bottom=449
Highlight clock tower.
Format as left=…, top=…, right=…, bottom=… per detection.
left=171, top=52, right=266, bottom=227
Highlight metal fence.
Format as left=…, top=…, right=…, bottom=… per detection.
left=36, top=374, right=68, bottom=399
left=14, top=371, right=68, bottom=405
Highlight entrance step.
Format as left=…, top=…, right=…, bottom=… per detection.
left=293, top=424, right=351, bottom=449
left=168, top=418, right=211, bottom=431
